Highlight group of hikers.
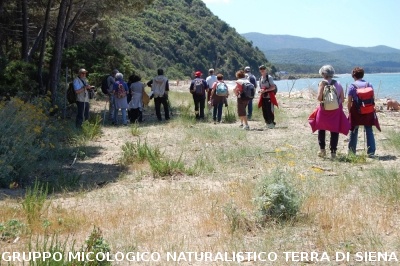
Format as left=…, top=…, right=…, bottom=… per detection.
left=72, top=65, right=279, bottom=128
left=309, top=65, right=381, bottom=159
left=72, top=64, right=384, bottom=159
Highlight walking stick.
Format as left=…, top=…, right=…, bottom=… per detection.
left=103, top=99, right=108, bottom=126
left=364, top=127, right=366, bottom=152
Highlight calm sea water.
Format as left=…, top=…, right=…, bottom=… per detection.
left=273, top=73, right=400, bottom=99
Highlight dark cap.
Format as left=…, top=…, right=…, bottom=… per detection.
left=157, top=69, right=164, bottom=75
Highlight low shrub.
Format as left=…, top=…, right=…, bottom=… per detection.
left=0, top=98, right=49, bottom=187
left=0, top=219, right=26, bottom=241
left=254, top=173, right=300, bottom=223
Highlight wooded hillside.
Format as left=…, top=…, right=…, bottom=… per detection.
left=0, top=0, right=272, bottom=102
left=243, top=33, right=400, bottom=74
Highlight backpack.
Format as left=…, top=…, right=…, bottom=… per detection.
left=101, top=75, right=110, bottom=95
left=241, top=81, right=255, bottom=99
left=354, top=83, right=375, bottom=114
left=246, top=74, right=257, bottom=88
left=115, top=81, right=127, bottom=98
left=322, top=80, right=339, bottom=111
left=152, top=78, right=166, bottom=97
left=67, top=82, right=76, bottom=104
left=193, top=79, right=205, bottom=95
left=262, top=76, right=278, bottom=95
left=215, top=82, right=228, bottom=96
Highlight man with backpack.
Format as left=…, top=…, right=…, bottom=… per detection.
left=244, top=66, right=257, bottom=120
left=147, top=69, right=170, bottom=121
left=73, top=68, right=92, bottom=128
left=101, top=69, right=119, bottom=122
left=258, top=65, right=277, bottom=129
left=189, top=71, right=208, bottom=120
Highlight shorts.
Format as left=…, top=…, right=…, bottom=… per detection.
left=237, top=97, right=250, bottom=117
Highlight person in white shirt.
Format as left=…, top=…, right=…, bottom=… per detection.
left=73, top=68, right=92, bottom=128
left=206, top=68, right=217, bottom=102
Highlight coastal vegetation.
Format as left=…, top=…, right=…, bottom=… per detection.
left=1, top=92, right=399, bottom=265
left=1, top=0, right=400, bottom=264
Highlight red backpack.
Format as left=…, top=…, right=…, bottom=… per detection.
left=354, top=83, right=375, bottom=114
left=115, top=81, right=127, bottom=98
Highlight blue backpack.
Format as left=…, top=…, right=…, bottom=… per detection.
left=215, top=82, right=228, bottom=96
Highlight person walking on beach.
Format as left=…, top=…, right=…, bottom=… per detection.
left=210, top=73, right=229, bottom=124
left=244, top=66, right=257, bottom=120
left=73, top=68, right=93, bottom=128
left=233, top=70, right=252, bottom=130
left=347, top=66, right=381, bottom=157
left=113, top=73, right=129, bottom=126
left=258, top=65, right=278, bottom=129
left=308, top=65, right=350, bottom=159
left=206, top=68, right=217, bottom=102
left=189, top=71, right=208, bottom=120
left=147, top=69, right=170, bottom=121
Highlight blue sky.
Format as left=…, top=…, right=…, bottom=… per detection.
left=201, top=0, right=400, bottom=49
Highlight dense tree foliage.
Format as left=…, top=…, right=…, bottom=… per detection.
left=105, top=0, right=271, bottom=80
left=0, top=0, right=153, bottom=101
left=0, top=0, right=272, bottom=102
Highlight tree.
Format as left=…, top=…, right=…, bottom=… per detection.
left=48, top=0, right=154, bottom=104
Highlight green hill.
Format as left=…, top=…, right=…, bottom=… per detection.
left=242, top=33, right=400, bottom=74
left=0, top=0, right=271, bottom=98
left=108, top=0, right=271, bottom=79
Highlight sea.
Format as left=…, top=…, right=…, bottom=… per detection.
left=272, top=73, right=400, bottom=100
left=219, top=73, right=400, bottom=100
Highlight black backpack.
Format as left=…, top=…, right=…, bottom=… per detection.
left=67, top=82, right=76, bottom=104
left=101, top=75, right=110, bottom=95
left=261, top=76, right=278, bottom=94
left=193, top=79, right=205, bottom=95
left=241, top=82, right=255, bottom=99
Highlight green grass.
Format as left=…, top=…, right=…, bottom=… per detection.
left=120, top=139, right=154, bottom=166
left=370, top=166, right=400, bottom=202
left=384, top=130, right=400, bottom=152
left=22, top=181, right=49, bottom=225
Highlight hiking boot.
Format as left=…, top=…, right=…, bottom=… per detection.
left=331, top=152, right=336, bottom=159
left=239, top=124, right=243, bottom=128
left=317, top=149, right=326, bottom=158
left=243, top=125, right=250, bottom=130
